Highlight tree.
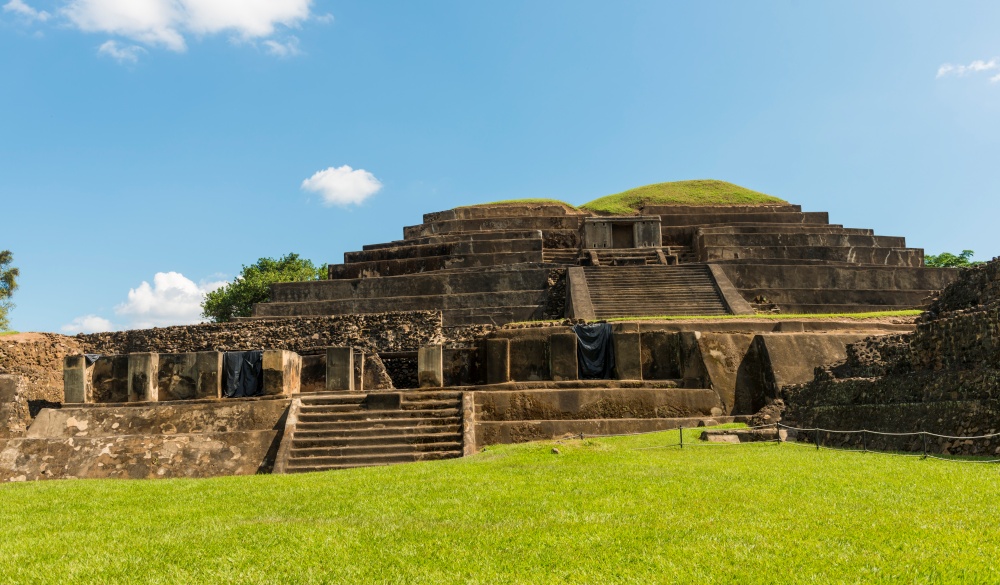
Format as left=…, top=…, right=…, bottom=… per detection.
left=925, top=250, right=982, bottom=268
left=201, top=253, right=325, bottom=322
left=0, top=250, right=19, bottom=332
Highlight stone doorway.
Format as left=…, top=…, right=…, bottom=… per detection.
left=612, top=223, right=634, bottom=248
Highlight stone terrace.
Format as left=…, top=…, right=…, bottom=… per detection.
left=253, top=196, right=958, bottom=325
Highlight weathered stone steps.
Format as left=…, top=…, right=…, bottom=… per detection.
left=294, top=418, right=463, bottom=433
left=270, top=265, right=550, bottom=303
left=583, top=265, right=729, bottom=318
left=345, top=238, right=541, bottom=263
left=285, top=450, right=461, bottom=473
left=329, top=250, right=544, bottom=280
left=282, top=391, right=464, bottom=474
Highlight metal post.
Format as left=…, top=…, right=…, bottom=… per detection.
left=922, top=432, right=928, bottom=459
left=679, top=426, right=683, bottom=449
left=862, top=430, right=866, bottom=453
left=815, top=429, right=820, bottom=450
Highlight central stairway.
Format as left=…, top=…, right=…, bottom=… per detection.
left=283, top=391, right=464, bottom=473
left=584, top=264, right=730, bottom=318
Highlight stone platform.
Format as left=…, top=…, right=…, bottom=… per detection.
left=0, top=397, right=288, bottom=481
left=253, top=196, right=958, bottom=325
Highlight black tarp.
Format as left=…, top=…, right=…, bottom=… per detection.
left=222, top=350, right=264, bottom=398
left=84, top=354, right=101, bottom=365
left=573, top=323, right=615, bottom=379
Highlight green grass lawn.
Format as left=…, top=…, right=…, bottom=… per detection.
left=2, top=428, right=998, bottom=584
left=581, top=180, right=788, bottom=215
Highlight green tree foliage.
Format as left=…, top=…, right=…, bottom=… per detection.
left=925, top=250, right=982, bottom=268
left=201, top=253, right=325, bottom=322
left=0, top=250, right=19, bottom=331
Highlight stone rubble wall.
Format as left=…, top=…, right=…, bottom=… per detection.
left=0, top=334, right=83, bottom=404
left=0, top=312, right=444, bottom=417
left=78, top=312, right=443, bottom=356
left=785, top=260, right=1000, bottom=456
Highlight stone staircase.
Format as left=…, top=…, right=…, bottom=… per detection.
left=583, top=264, right=730, bottom=318
left=593, top=248, right=663, bottom=266
left=542, top=249, right=581, bottom=264
left=282, top=390, right=464, bottom=473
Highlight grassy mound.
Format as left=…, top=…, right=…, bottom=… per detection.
left=2, top=428, right=998, bottom=583
left=582, top=180, right=788, bottom=215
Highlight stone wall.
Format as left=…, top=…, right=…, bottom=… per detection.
left=78, top=312, right=443, bottom=356
left=0, top=398, right=289, bottom=481
left=0, top=333, right=83, bottom=404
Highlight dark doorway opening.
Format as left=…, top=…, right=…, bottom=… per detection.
left=612, top=223, right=634, bottom=248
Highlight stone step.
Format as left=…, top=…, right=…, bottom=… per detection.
left=292, top=431, right=460, bottom=449
left=295, top=416, right=463, bottom=431
left=289, top=441, right=462, bottom=459
left=403, top=216, right=583, bottom=239
left=297, top=408, right=460, bottom=423
left=285, top=450, right=462, bottom=473
left=442, top=305, right=545, bottom=326
left=293, top=423, right=462, bottom=439
left=345, top=238, right=541, bottom=263
left=270, top=265, right=551, bottom=302
left=300, top=391, right=462, bottom=405
left=298, top=399, right=459, bottom=414
left=362, top=229, right=548, bottom=250
left=255, top=290, right=548, bottom=317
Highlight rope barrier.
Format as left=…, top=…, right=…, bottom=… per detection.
left=571, top=421, right=1000, bottom=464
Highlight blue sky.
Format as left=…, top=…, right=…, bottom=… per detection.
left=2, top=1, right=999, bottom=333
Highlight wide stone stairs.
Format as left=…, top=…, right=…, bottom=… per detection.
left=283, top=391, right=464, bottom=473
left=584, top=264, right=730, bottom=318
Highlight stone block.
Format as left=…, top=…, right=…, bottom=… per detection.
left=157, top=353, right=199, bottom=401
left=0, top=375, right=29, bottom=438
left=63, top=355, right=90, bottom=404
left=263, top=350, right=301, bottom=396
left=613, top=332, right=642, bottom=380
left=326, top=347, right=354, bottom=391
left=195, top=352, right=223, bottom=399
left=418, top=345, right=444, bottom=388
left=549, top=333, right=578, bottom=381
left=91, top=355, right=129, bottom=403
left=353, top=350, right=366, bottom=391
left=633, top=219, right=661, bottom=248
left=509, top=338, right=549, bottom=381
left=486, top=338, right=510, bottom=384
left=128, top=353, right=159, bottom=403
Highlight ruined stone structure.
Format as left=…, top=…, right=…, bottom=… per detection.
left=253, top=199, right=956, bottom=325
left=0, top=183, right=976, bottom=481
left=783, top=258, right=1000, bottom=455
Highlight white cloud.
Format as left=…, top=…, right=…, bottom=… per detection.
left=3, top=0, right=51, bottom=22
left=5, top=0, right=318, bottom=57
left=301, top=165, right=384, bottom=206
left=63, top=0, right=187, bottom=50
left=263, top=36, right=300, bottom=57
left=61, top=315, right=114, bottom=334
left=98, top=39, right=146, bottom=63
left=114, top=271, right=226, bottom=329
left=937, top=58, right=999, bottom=79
